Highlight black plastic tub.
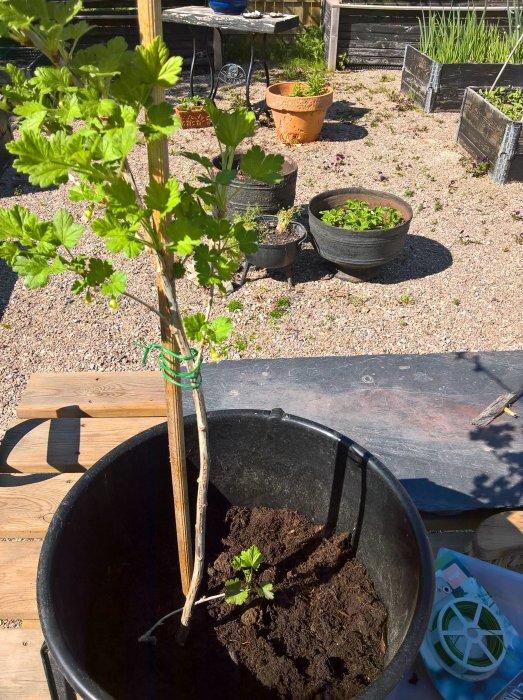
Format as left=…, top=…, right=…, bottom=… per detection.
left=309, top=188, right=413, bottom=281
left=212, top=155, right=298, bottom=218
left=37, top=409, right=434, bottom=700
left=248, top=215, right=307, bottom=270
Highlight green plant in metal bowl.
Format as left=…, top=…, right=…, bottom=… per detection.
left=319, top=199, right=404, bottom=231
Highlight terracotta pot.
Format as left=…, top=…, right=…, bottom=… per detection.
left=265, top=82, right=334, bottom=144
left=175, top=106, right=211, bottom=129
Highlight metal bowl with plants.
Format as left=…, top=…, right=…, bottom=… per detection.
left=308, top=187, right=413, bottom=281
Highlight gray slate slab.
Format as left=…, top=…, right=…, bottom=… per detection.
left=183, top=351, right=523, bottom=515
left=162, top=6, right=299, bottom=33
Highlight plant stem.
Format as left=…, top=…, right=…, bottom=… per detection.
left=138, top=593, right=225, bottom=642
left=122, top=290, right=171, bottom=325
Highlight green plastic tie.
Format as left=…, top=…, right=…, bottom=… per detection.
left=136, top=342, right=202, bottom=389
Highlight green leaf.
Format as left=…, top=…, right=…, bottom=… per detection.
left=62, top=19, right=91, bottom=43
left=52, top=209, right=83, bottom=249
left=48, top=0, right=82, bottom=26
left=214, top=169, right=237, bottom=187
left=101, top=270, right=126, bottom=297
left=103, top=179, right=137, bottom=212
left=239, top=146, right=283, bottom=185
left=7, top=130, right=70, bottom=187
left=142, top=102, right=179, bottom=139
left=135, top=37, right=182, bottom=88
left=144, top=178, right=180, bottom=215
left=86, top=258, right=114, bottom=286
left=30, top=66, right=73, bottom=94
left=69, top=182, right=104, bottom=203
left=207, top=104, right=255, bottom=148
left=240, top=545, right=264, bottom=572
left=12, top=255, right=52, bottom=288
left=0, top=205, right=40, bottom=243
left=256, top=582, right=274, bottom=601
left=183, top=312, right=206, bottom=342
left=178, top=151, right=213, bottom=170
left=224, top=578, right=249, bottom=606
left=209, top=316, right=232, bottom=343
left=91, top=215, right=144, bottom=258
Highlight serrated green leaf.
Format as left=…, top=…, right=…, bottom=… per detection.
left=48, top=0, right=82, bottom=26
left=178, top=151, right=213, bottom=170
left=224, top=578, right=249, bottom=606
left=61, top=19, right=91, bottom=42
left=144, top=178, right=180, bottom=215
left=214, top=169, right=237, bottom=187
left=91, top=215, right=144, bottom=257
left=52, top=209, right=83, bottom=249
left=183, top=312, right=207, bottom=342
left=7, top=130, right=70, bottom=187
left=101, top=270, right=126, bottom=297
left=208, top=106, right=255, bottom=149
left=0, top=205, right=40, bottom=243
left=12, top=255, right=51, bottom=288
left=239, top=146, right=283, bottom=185
left=256, top=582, right=274, bottom=601
left=209, top=316, right=232, bottom=343
left=134, top=37, right=182, bottom=88
left=86, top=258, right=114, bottom=286
left=240, top=545, right=264, bottom=572
left=0, top=241, right=21, bottom=264
left=142, top=102, right=179, bottom=139
left=30, top=66, right=72, bottom=94
left=69, top=182, right=104, bottom=203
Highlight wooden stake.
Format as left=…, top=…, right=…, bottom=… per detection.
left=137, top=0, right=193, bottom=594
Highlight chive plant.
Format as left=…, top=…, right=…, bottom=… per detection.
left=419, top=5, right=523, bottom=64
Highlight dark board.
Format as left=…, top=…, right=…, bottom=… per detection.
left=457, top=87, right=523, bottom=183
left=181, top=351, right=523, bottom=515
left=338, top=8, right=510, bottom=68
left=401, top=44, right=523, bottom=112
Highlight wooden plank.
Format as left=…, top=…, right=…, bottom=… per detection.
left=327, top=4, right=340, bottom=70
left=471, top=510, right=523, bottom=570
left=0, top=417, right=165, bottom=472
left=0, top=474, right=81, bottom=536
left=0, top=628, right=48, bottom=700
left=17, top=372, right=166, bottom=418
left=0, top=541, right=40, bottom=620
left=457, top=87, right=509, bottom=164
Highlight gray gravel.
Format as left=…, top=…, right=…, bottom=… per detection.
left=1, top=68, right=522, bottom=439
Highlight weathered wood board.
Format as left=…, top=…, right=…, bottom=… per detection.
left=11, top=351, right=523, bottom=515
left=16, top=372, right=165, bottom=418
left=401, top=44, right=523, bottom=112
left=0, top=417, right=165, bottom=472
left=0, top=541, right=41, bottom=620
left=0, top=474, right=81, bottom=536
left=457, top=87, right=523, bottom=183
left=0, top=628, right=49, bottom=700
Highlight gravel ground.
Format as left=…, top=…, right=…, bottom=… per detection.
left=0, top=68, right=522, bottom=438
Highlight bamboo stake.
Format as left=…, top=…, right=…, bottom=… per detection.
left=137, top=0, right=193, bottom=595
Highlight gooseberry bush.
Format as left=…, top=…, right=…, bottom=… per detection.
left=0, top=0, right=282, bottom=636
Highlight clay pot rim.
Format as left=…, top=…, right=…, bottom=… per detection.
left=266, top=82, right=334, bottom=112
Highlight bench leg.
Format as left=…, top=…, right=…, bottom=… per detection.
left=41, top=643, right=76, bottom=700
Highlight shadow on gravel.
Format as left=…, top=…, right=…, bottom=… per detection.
left=372, top=234, right=453, bottom=284
left=0, top=163, right=58, bottom=198
left=321, top=119, right=368, bottom=143
left=0, top=258, right=16, bottom=323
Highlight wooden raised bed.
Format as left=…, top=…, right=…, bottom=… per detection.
left=324, top=0, right=509, bottom=69
left=457, top=86, right=523, bottom=184
left=401, top=44, right=523, bottom=112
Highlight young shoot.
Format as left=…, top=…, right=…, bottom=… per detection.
left=224, top=545, right=274, bottom=605
left=276, top=206, right=295, bottom=234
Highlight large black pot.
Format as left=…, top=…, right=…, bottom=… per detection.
left=309, top=188, right=413, bottom=281
left=37, top=409, right=433, bottom=700
left=213, top=155, right=298, bottom=218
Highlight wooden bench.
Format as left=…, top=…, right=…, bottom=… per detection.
left=1, top=368, right=522, bottom=698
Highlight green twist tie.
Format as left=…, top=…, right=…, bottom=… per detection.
left=136, top=342, right=202, bottom=389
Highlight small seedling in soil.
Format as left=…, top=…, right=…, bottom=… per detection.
left=398, top=294, right=415, bottom=306
left=224, top=545, right=274, bottom=605
left=452, top=298, right=461, bottom=306
left=448, top=180, right=457, bottom=194
left=380, top=74, right=395, bottom=83
left=511, top=210, right=523, bottom=221
left=459, top=231, right=483, bottom=246
left=434, top=199, right=443, bottom=211
left=417, top=203, right=426, bottom=213
left=516, top=233, right=523, bottom=245
left=465, top=156, right=490, bottom=178
left=393, top=93, right=417, bottom=112
left=234, top=338, right=248, bottom=352
left=404, top=189, right=415, bottom=197
left=276, top=208, right=295, bottom=234
left=228, top=300, right=244, bottom=312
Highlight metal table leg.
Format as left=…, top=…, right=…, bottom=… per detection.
left=189, top=29, right=197, bottom=97
left=245, top=33, right=256, bottom=112
left=209, top=27, right=222, bottom=101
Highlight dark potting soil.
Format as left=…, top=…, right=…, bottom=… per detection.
left=88, top=506, right=387, bottom=699
left=257, top=222, right=299, bottom=246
